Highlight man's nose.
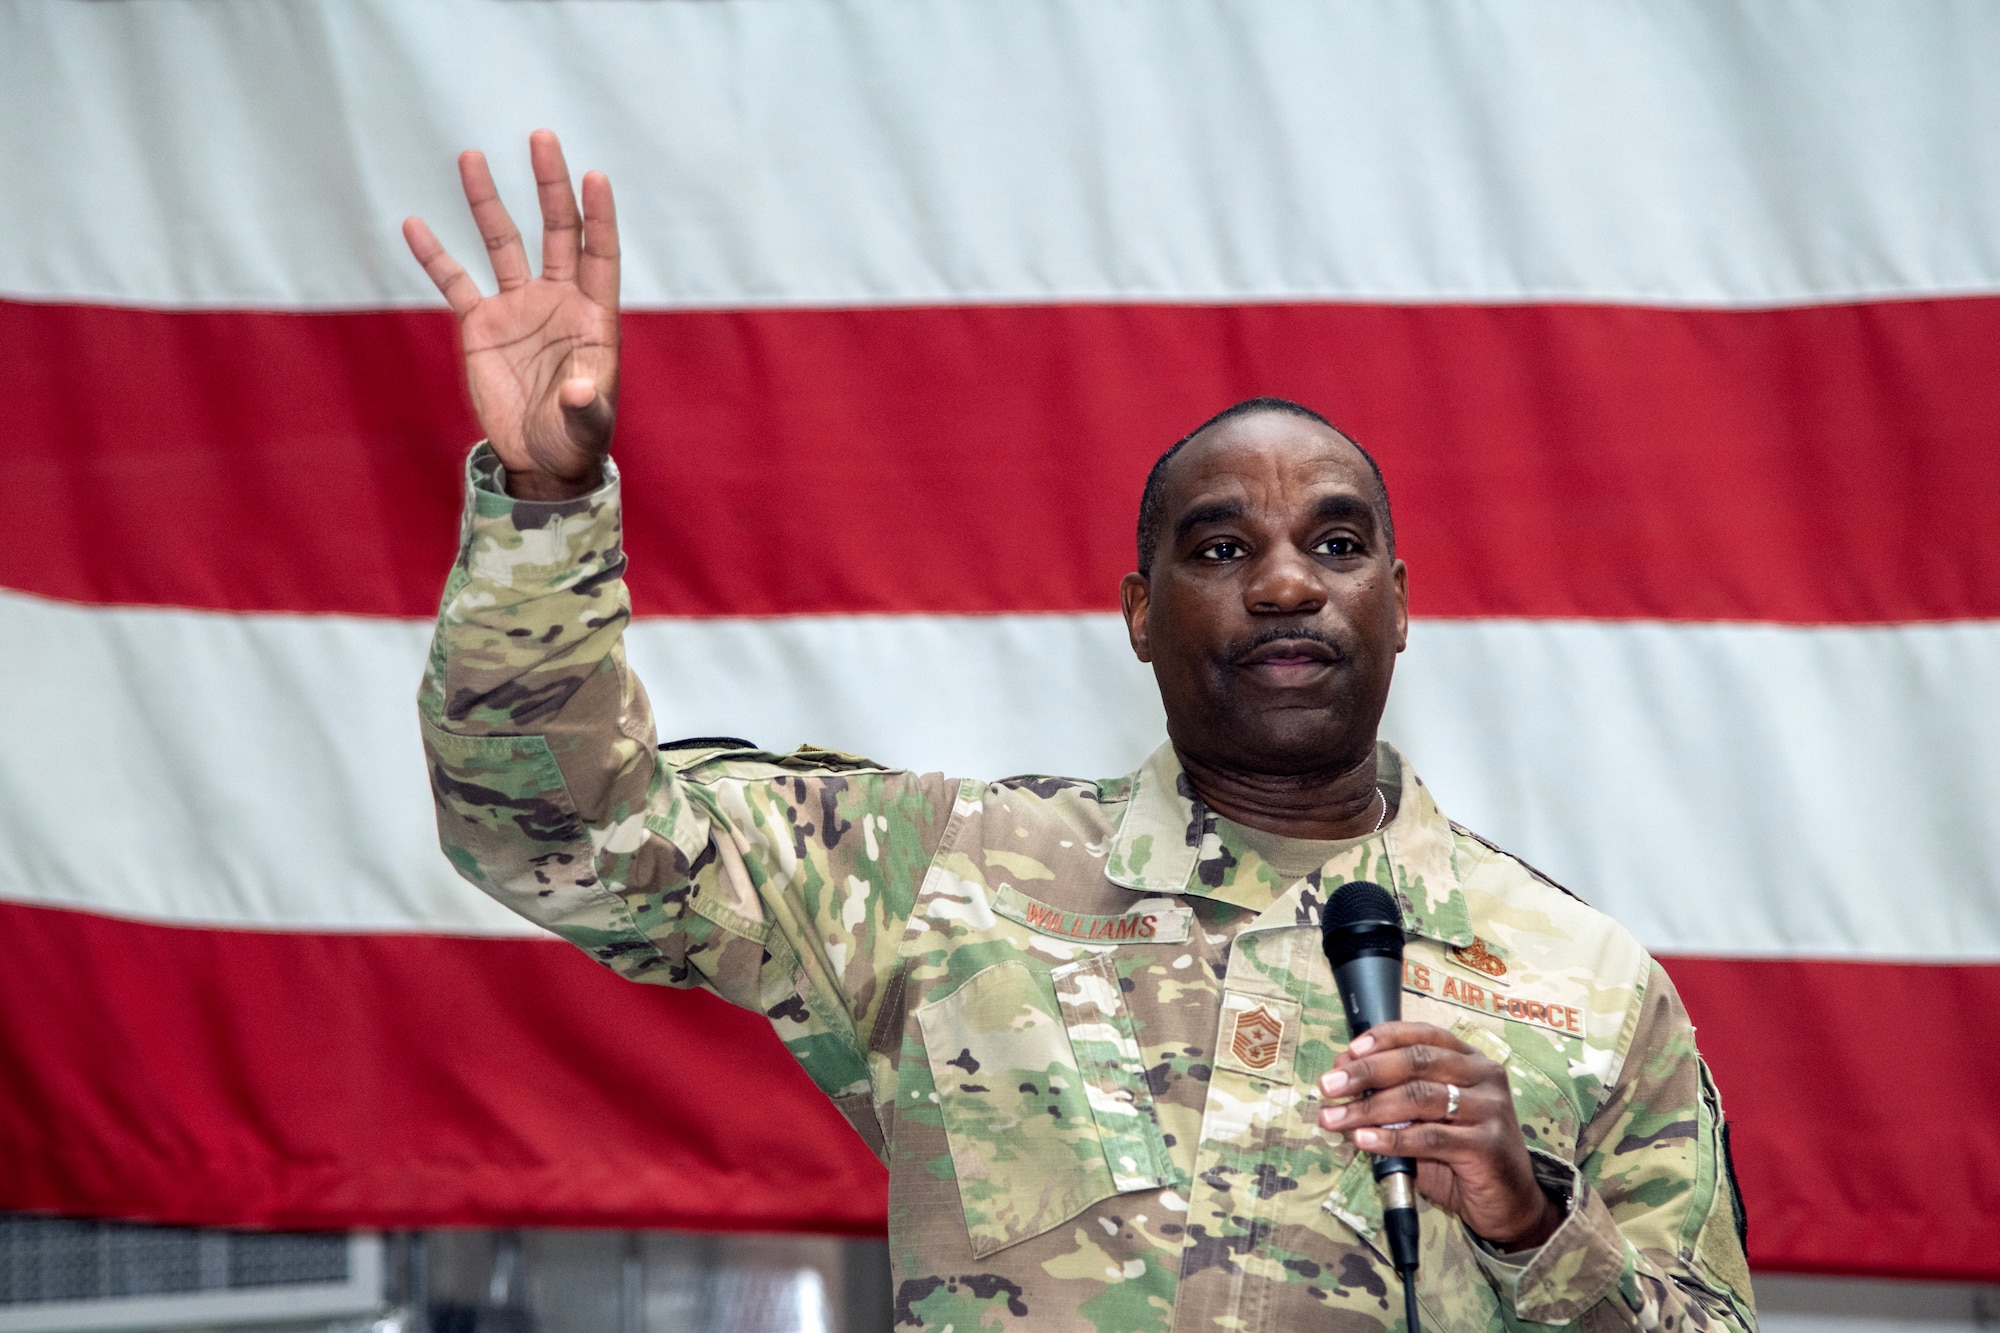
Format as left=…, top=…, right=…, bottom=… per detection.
left=1245, top=544, right=1325, bottom=614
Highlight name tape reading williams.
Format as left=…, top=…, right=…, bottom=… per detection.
left=992, top=888, right=1194, bottom=945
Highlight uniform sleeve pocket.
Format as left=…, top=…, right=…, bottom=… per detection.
left=421, top=720, right=628, bottom=941
left=916, top=960, right=1118, bottom=1257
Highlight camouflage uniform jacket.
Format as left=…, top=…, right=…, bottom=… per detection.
left=421, top=448, right=1756, bottom=1332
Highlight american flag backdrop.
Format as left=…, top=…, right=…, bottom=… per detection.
left=2, top=0, right=1998, bottom=1283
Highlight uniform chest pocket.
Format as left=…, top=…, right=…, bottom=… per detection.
left=916, top=957, right=1173, bottom=1258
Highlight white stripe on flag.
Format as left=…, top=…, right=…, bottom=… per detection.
left=4, top=0, right=1999, bottom=310
left=4, top=589, right=1996, bottom=958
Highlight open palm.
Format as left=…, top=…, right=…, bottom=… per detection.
left=404, top=130, right=620, bottom=500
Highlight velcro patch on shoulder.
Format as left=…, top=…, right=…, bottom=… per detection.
left=670, top=741, right=897, bottom=780
left=659, top=735, right=759, bottom=753
left=658, top=736, right=761, bottom=769
left=775, top=743, right=896, bottom=772
left=992, top=886, right=1191, bottom=945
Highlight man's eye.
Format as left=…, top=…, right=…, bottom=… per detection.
left=1315, top=536, right=1363, bottom=558
left=1198, top=539, right=1245, bottom=561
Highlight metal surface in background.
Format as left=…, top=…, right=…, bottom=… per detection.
left=0, top=1220, right=377, bottom=1333
left=0, top=1217, right=345, bottom=1304
left=413, top=1231, right=885, bottom=1333
left=6, top=1218, right=1998, bottom=1333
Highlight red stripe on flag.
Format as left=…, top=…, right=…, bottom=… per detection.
left=5, top=296, right=1998, bottom=622
left=2, top=900, right=1995, bottom=1277
left=0, top=900, right=886, bottom=1234
left=1666, top=955, right=2000, bottom=1283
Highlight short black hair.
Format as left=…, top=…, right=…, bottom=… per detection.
left=1134, top=397, right=1394, bottom=574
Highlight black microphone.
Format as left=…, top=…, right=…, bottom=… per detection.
left=1322, top=880, right=1422, bottom=1323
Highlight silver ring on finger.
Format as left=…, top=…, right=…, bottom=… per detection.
left=1443, top=1083, right=1462, bottom=1120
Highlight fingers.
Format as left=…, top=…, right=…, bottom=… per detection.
left=1338, top=1042, right=1474, bottom=1087
left=1325, top=1024, right=1478, bottom=1093
left=438, top=135, right=613, bottom=305
left=531, top=129, right=584, bottom=283
left=402, top=216, right=483, bottom=318
left=1319, top=1052, right=1498, bottom=1162
left=1317, top=1023, right=1498, bottom=1137
left=1328, top=1056, right=1488, bottom=1112
left=577, top=169, right=621, bottom=310
left=458, top=149, right=532, bottom=291
left=1320, top=1070, right=1478, bottom=1133
left=1349, top=1119, right=1482, bottom=1161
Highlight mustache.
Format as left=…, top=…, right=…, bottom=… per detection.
left=1225, top=625, right=1347, bottom=665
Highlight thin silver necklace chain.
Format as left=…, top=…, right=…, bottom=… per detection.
left=1369, top=787, right=1388, bottom=834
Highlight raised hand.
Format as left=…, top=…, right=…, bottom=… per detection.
left=403, top=130, right=620, bottom=501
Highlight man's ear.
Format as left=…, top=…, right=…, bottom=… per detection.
left=1119, top=572, right=1153, bottom=663
left=1391, top=558, right=1409, bottom=653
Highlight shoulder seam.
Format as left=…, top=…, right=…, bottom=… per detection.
left=1450, top=821, right=1586, bottom=905
left=990, top=773, right=1104, bottom=800
left=666, top=743, right=911, bottom=781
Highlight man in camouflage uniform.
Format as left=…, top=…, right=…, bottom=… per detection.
left=406, top=132, right=1756, bottom=1331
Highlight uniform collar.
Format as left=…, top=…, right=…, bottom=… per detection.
left=1104, top=740, right=1475, bottom=948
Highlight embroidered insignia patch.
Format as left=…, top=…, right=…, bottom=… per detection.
left=1451, top=936, right=1508, bottom=977
left=1215, top=991, right=1301, bottom=1079
left=1229, top=1004, right=1285, bottom=1071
